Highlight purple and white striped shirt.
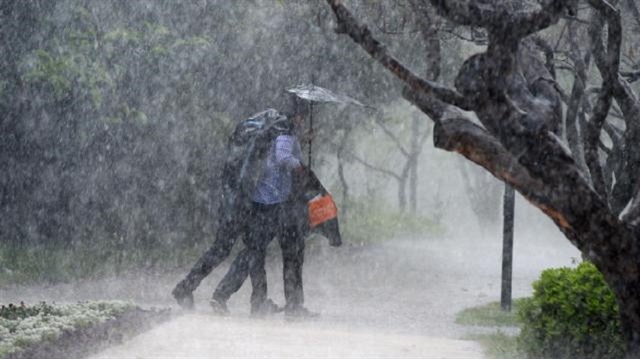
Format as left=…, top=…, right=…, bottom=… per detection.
left=252, top=134, right=302, bottom=204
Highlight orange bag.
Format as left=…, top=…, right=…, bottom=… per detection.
left=308, top=194, right=338, bottom=228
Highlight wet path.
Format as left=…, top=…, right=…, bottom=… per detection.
left=91, top=314, right=484, bottom=358
left=4, top=233, right=579, bottom=358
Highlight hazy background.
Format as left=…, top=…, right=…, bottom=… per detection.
left=0, top=0, right=580, bottom=300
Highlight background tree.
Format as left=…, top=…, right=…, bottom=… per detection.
left=1, top=0, right=441, bottom=278
left=349, top=110, right=431, bottom=212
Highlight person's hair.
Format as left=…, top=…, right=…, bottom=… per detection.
left=282, top=93, right=310, bottom=118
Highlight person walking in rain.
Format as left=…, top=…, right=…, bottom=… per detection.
left=172, top=96, right=317, bottom=318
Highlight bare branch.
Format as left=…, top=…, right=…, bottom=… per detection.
left=563, top=25, right=590, bottom=175
left=622, top=181, right=640, bottom=227
left=583, top=0, right=622, bottom=201
left=417, top=122, right=432, bottom=152
left=373, top=114, right=410, bottom=158
left=326, top=0, right=472, bottom=110
left=625, top=0, right=640, bottom=34
left=621, top=70, right=640, bottom=83
left=603, top=121, right=624, bottom=143
left=347, top=152, right=401, bottom=180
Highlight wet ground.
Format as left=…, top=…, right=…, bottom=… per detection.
left=3, top=230, right=580, bottom=358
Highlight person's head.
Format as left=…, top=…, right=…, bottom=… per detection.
left=282, top=93, right=310, bottom=128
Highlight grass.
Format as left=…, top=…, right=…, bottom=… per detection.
left=456, top=299, right=525, bottom=327
left=466, top=332, right=524, bottom=359
left=456, top=299, right=527, bottom=359
left=341, top=198, right=446, bottom=243
left=0, top=240, right=209, bottom=287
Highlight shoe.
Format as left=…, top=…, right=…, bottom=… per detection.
left=209, top=297, right=230, bottom=316
left=284, top=306, right=320, bottom=320
left=172, top=283, right=194, bottom=310
left=250, top=298, right=283, bottom=317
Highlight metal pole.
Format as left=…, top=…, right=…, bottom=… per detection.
left=501, top=183, right=515, bottom=311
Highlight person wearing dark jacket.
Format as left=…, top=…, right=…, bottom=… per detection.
left=209, top=107, right=317, bottom=318
left=172, top=99, right=314, bottom=318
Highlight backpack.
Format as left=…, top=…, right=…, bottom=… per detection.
left=218, top=109, right=292, bottom=226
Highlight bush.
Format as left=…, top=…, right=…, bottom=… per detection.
left=0, top=301, right=134, bottom=357
left=517, top=262, right=624, bottom=359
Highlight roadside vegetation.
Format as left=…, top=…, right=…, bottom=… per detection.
left=0, top=195, right=443, bottom=287
left=457, top=262, right=624, bottom=359
left=457, top=300, right=525, bottom=359
left=0, top=301, right=158, bottom=359
left=341, top=196, right=445, bottom=244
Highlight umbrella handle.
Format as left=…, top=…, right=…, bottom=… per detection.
left=308, top=101, right=313, bottom=169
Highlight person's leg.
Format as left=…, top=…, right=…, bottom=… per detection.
left=172, top=223, right=239, bottom=309
left=247, top=245, right=269, bottom=311
left=278, top=212, right=306, bottom=311
left=210, top=203, right=276, bottom=313
left=209, top=246, right=252, bottom=313
left=278, top=202, right=317, bottom=318
left=245, top=204, right=280, bottom=314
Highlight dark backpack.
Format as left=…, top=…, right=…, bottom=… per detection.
left=218, top=109, right=292, bottom=226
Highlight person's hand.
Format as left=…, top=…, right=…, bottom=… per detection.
left=292, top=164, right=308, bottom=189
left=301, top=129, right=315, bottom=144
left=294, top=164, right=307, bottom=176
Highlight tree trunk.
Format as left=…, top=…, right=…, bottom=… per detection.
left=614, top=281, right=640, bottom=358
left=337, top=130, right=351, bottom=223
left=409, top=115, right=420, bottom=214
left=398, top=177, right=407, bottom=212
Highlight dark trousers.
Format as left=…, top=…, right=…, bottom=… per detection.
left=174, top=209, right=248, bottom=294
left=213, top=201, right=305, bottom=310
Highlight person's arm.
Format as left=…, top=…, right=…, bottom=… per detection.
left=274, top=135, right=302, bottom=170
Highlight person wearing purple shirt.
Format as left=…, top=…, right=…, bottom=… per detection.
left=209, top=102, right=318, bottom=318
left=251, top=134, right=303, bottom=204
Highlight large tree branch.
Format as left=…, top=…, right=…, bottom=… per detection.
left=427, top=0, right=577, bottom=38
left=433, top=117, right=544, bottom=198
left=433, top=116, right=637, bottom=280
left=326, top=0, right=472, bottom=111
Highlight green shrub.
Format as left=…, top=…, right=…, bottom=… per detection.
left=517, top=262, right=624, bottom=359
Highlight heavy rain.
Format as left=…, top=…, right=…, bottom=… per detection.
left=1, top=1, right=639, bottom=358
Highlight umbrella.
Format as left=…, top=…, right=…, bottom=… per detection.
left=286, top=84, right=367, bottom=107
left=286, top=84, right=367, bottom=168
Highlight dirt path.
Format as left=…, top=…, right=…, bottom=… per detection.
left=3, top=232, right=579, bottom=358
